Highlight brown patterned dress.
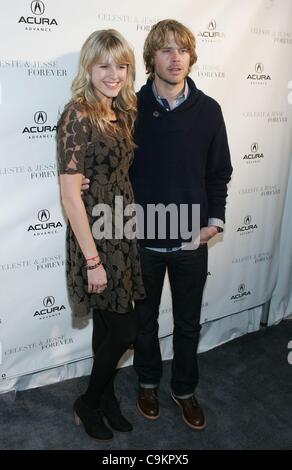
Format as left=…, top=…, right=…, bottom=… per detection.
left=57, top=102, right=145, bottom=316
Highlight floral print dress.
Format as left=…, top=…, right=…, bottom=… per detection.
left=57, top=102, right=145, bottom=316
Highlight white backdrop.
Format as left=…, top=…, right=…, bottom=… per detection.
left=0, top=0, right=291, bottom=392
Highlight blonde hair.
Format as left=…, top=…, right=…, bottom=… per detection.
left=143, top=19, right=197, bottom=80
left=71, top=29, right=136, bottom=146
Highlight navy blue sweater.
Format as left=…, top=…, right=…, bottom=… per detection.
left=130, top=77, right=233, bottom=248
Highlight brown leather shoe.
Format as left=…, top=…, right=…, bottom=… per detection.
left=171, top=393, right=206, bottom=430
left=137, top=387, right=160, bottom=420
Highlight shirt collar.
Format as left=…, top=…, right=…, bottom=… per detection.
left=152, top=80, right=189, bottom=103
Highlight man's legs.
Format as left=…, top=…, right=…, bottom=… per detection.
left=167, top=245, right=208, bottom=429
left=167, top=245, right=208, bottom=396
left=133, top=247, right=167, bottom=386
left=133, top=247, right=167, bottom=418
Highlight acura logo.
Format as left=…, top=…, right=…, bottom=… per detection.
left=255, top=62, right=264, bottom=73
left=38, top=209, right=50, bottom=222
left=43, top=296, right=55, bottom=307
left=238, top=284, right=245, bottom=294
left=244, top=215, right=252, bottom=225
left=31, top=1, right=45, bottom=15
left=251, top=143, right=258, bottom=153
left=208, top=19, right=216, bottom=30
left=34, top=111, right=47, bottom=124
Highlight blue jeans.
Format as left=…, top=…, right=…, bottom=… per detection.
left=133, top=244, right=208, bottom=397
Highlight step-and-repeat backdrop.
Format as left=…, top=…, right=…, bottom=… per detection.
left=0, top=0, right=291, bottom=391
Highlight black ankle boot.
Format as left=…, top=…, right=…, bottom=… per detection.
left=74, top=396, right=113, bottom=440
left=101, top=381, right=133, bottom=432
left=101, top=395, right=133, bottom=432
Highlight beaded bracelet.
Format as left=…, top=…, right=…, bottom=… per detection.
left=85, top=259, right=103, bottom=270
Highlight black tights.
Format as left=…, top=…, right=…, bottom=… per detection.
left=83, top=307, right=136, bottom=409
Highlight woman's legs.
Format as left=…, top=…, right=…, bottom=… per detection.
left=83, top=307, right=136, bottom=409
left=74, top=307, right=136, bottom=439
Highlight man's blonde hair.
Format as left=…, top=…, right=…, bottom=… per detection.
left=143, top=19, right=197, bottom=80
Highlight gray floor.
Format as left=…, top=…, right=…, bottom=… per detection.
left=1, top=319, right=292, bottom=450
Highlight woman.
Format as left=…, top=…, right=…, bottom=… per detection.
left=57, top=29, right=145, bottom=441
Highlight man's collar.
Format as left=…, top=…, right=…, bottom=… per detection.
left=152, top=80, right=189, bottom=101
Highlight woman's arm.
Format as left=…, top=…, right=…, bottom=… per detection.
left=60, top=173, right=98, bottom=260
left=57, top=103, right=107, bottom=294
left=60, top=173, right=107, bottom=294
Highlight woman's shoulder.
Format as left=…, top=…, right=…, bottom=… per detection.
left=57, top=100, right=90, bottom=130
left=63, top=100, right=88, bottom=118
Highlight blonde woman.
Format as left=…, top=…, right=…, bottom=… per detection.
left=57, top=29, right=145, bottom=441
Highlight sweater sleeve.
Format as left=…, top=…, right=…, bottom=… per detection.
left=205, top=106, right=233, bottom=223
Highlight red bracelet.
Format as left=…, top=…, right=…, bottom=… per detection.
left=86, top=255, right=100, bottom=262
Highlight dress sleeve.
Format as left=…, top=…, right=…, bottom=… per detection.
left=57, top=103, right=91, bottom=175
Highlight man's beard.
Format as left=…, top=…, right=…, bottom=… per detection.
left=155, top=70, right=186, bottom=86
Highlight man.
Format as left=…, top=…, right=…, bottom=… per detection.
left=82, top=19, right=232, bottom=430
left=130, top=19, right=232, bottom=430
